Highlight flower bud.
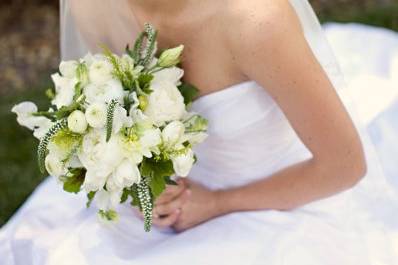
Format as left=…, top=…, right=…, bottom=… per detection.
left=162, top=121, right=185, bottom=147
left=157, top=45, right=184, bottom=68
left=67, top=110, right=88, bottom=133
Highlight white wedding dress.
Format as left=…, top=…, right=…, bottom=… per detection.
left=1, top=1, right=398, bottom=264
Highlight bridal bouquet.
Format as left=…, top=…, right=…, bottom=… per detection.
left=12, top=24, right=208, bottom=231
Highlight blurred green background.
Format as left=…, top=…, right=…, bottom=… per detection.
left=0, top=0, right=398, bottom=226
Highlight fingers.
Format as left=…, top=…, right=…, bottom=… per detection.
left=152, top=209, right=181, bottom=228
left=154, top=189, right=191, bottom=216
left=155, top=179, right=187, bottom=205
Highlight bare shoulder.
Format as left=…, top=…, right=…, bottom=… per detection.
left=220, top=0, right=303, bottom=56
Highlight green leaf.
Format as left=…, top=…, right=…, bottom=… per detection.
left=140, top=158, right=174, bottom=198
left=98, top=209, right=118, bottom=221
left=130, top=31, right=146, bottom=63
left=178, top=82, right=199, bottom=105
left=137, top=73, right=154, bottom=94
left=120, top=188, right=130, bottom=203
left=86, top=191, right=96, bottom=208
left=62, top=168, right=85, bottom=193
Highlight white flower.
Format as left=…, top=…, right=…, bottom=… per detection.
left=32, top=119, right=53, bottom=139
left=11, top=101, right=53, bottom=139
left=162, top=121, right=185, bottom=147
left=144, top=81, right=186, bottom=125
left=84, top=79, right=124, bottom=104
left=79, top=129, right=124, bottom=176
left=59, top=60, right=78, bottom=78
left=112, top=159, right=141, bottom=188
left=157, top=45, right=184, bottom=67
left=67, top=110, right=88, bottom=134
left=82, top=170, right=108, bottom=192
left=152, top=67, right=184, bottom=86
left=89, top=59, right=114, bottom=84
left=51, top=73, right=77, bottom=109
left=113, top=106, right=133, bottom=134
left=172, top=149, right=194, bottom=177
left=45, top=152, right=67, bottom=179
left=181, top=132, right=208, bottom=145
left=85, top=103, right=107, bottom=128
left=95, top=189, right=121, bottom=211
left=128, top=91, right=140, bottom=110
left=139, top=128, right=162, bottom=157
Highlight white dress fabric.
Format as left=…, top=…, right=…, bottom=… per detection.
left=1, top=0, right=398, bottom=264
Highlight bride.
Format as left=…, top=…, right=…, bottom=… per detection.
left=1, top=0, right=398, bottom=264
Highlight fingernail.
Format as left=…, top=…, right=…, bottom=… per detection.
left=186, top=189, right=192, bottom=196
left=175, top=209, right=181, bottom=214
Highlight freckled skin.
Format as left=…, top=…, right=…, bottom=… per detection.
left=70, top=0, right=367, bottom=232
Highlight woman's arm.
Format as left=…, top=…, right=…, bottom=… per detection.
left=217, top=0, right=366, bottom=213
left=169, top=0, right=366, bottom=231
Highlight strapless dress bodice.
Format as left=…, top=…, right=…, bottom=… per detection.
left=189, top=81, right=312, bottom=189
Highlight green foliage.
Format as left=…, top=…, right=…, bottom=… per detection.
left=37, top=118, right=68, bottom=173
left=128, top=31, right=145, bottom=63
left=106, top=99, right=118, bottom=142
left=178, top=82, right=199, bottom=106
left=140, top=157, right=174, bottom=198
left=137, top=73, right=154, bottom=94
left=136, top=178, right=153, bottom=232
left=99, top=209, right=118, bottom=221
left=86, top=191, right=96, bottom=208
left=141, top=23, right=158, bottom=68
left=62, top=167, right=85, bottom=194
left=102, top=46, right=135, bottom=90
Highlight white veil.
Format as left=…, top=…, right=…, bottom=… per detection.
left=59, top=0, right=398, bottom=203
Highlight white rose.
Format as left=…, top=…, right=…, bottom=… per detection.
left=51, top=73, right=77, bottom=109
left=59, top=60, right=78, bottom=78
left=84, top=79, right=124, bottom=104
left=67, top=110, right=88, bottom=133
left=112, top=159, right=141, bottom=188
left=45, top=152, right=67, bottom=178
left=152, top=67, right=184, bottom=86
left=89, top=59, right=114, bottom=84
left=12, top=101, right=53, bottom=138
left=162, top=121, right=185, bottom=147
left=144, top=81, right=186, bottom=126
left=172, top=149, right=194, bottom=177
left=85, top=103, right=107, bottom=128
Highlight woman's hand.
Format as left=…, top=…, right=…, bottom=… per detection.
left=151, top=179, right=191, bottom=228
left=172, top=180, right=221, bottom=232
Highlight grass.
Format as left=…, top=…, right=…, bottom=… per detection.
left=0, top=5, right=398, bottom=227
left=0, top=79, right=50, bottom=226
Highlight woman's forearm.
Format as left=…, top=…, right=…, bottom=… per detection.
left=214, top=158, right=365, bottom=215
